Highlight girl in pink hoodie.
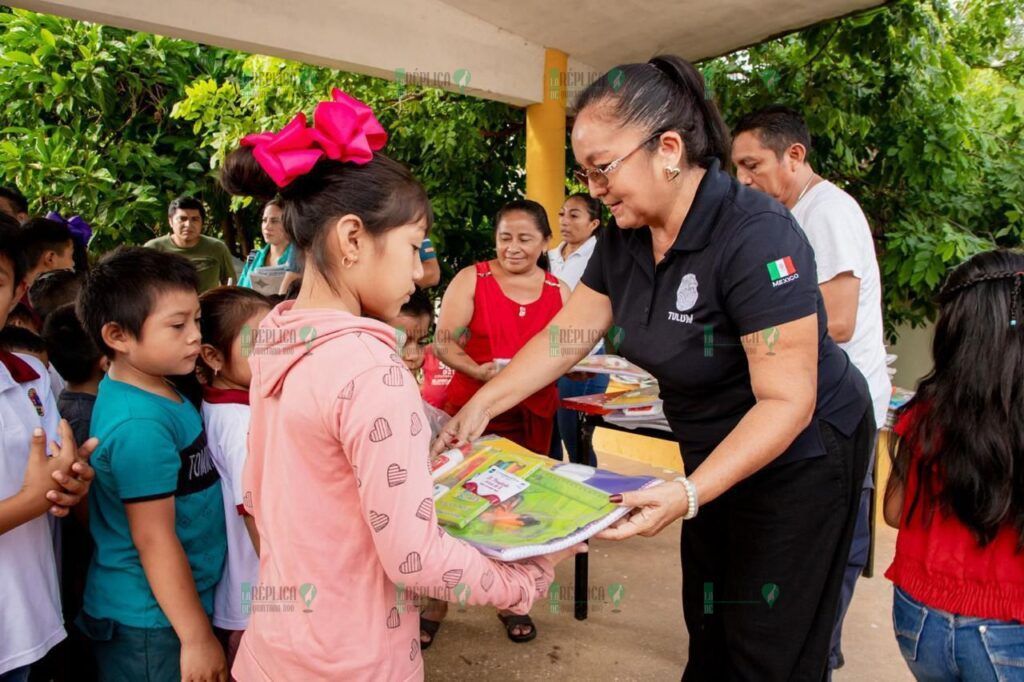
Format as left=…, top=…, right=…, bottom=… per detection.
left=219, top=91, right=584, bottom=681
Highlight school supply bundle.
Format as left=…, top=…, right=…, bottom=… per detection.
left=430, top=436, right=662, bottom=560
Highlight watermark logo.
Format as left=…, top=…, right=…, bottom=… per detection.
left=702, top=325, right=779, bottom=358
left=453, top=583, right=471, bottom=612
left=547, top=324, right=609, bottom=358
left=241, top=582, right=316, bottom=614
left=547, top=582, right=625, bottom=614
left=607, top=68, right=625, bottom=92
left=240, top=326, right=318, bottom=357
left=241, top=323, right=254, bottom=358
left=761, top=582, right=780, bottom=609
left=299, top=326, right=317, bottom=352
left=453, top=69, right=471, bottom=94
left=608, top=582, right=625, bottom=613
left=702, top=581, right=780, bottom=614
left=546, top=69, right=620, bottom=103
left=762, top=327, right=779, bottom=355
left=394, top=68, right=471, bottom=95
left=607, top=325, right=626, bottom=353
left=299, top=583, right=318, bottom=612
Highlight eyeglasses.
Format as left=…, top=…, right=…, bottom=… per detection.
left=573, top=132, right=662, bottom=187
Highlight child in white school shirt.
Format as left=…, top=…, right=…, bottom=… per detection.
left=197, top=286, right=272, bottom=673
left=0, top=218, right=95, bottom=681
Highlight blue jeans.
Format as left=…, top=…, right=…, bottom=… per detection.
left=551, top=370, right=609, bottom=464
left=893, top=586, right=1024, bottom=681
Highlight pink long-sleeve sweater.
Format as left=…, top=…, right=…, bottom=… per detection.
left=233, top=301, right=552, bottom=681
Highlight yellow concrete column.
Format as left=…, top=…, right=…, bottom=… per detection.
left=525, top=48, right=567, bottom=244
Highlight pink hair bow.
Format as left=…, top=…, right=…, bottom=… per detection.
left=241, top=88, right=388, bottom=188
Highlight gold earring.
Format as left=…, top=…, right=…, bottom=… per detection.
left=664, top=166, right=681, bottom=181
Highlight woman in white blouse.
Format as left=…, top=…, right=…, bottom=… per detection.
left=548, top=193, right=608, bottom=463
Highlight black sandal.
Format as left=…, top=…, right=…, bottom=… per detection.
left=419, top=617, right=443, bottom=650
left=498, top=613, right=537, bottom=643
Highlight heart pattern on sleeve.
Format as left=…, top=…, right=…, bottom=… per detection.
left=399, top=551, right=423, bottom=574
left=386, top=607, right=400, bottom=629
left=369, top=418, right=393, bottom=443
left=387, top=463, right=407, bottom=487
left=410, top=412, right=423, bottom=437
left=369, top=511, right=390, bottom=532
left=339, top=381, right=354, bottom=399
left=442, top=569, right=463, bottom=589
left=382, top=366, right=404, bottom=387
left=481, top=570, right=495, bottom=592
left=410, top=638, right=420, bottom=661
left=415, top=498, right=432, bottom=521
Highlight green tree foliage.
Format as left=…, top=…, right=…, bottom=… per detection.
left=170, top=55, right=525, bottom=279
left=704, top=0, right=1024, bottom=334
left=0, top=7, right=234, bottom=250
left=1, top=1, right=1021, bottom=331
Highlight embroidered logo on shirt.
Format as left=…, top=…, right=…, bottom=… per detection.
left=675, top=273, right=699, bottom=312
left=767, top=257, right=800, bottom=288
left=27, top=387, right=44, bottom=416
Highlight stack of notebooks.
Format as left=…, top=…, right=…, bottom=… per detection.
left=561, top=385, right=672, bottom=433
left=430, top=436, right=662, bottom=560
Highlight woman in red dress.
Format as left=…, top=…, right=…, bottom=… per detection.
left=438, top=199, right=569, bottom=453
left=423, top=199, right=569, bottom=646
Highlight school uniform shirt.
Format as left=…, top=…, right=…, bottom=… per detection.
left=0, top=351, right=64, bottom=676
left=580, top=158, right=870, bottom=472
left=83, top=376, right=227, bottom=629
left=790, top=180, right=891, bottom=429
left=201, top=387, right=258, bottom=631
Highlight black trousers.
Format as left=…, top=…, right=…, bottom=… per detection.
left=680, top=411, right=874, bottom=682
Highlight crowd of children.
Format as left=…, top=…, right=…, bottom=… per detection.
left=1, top=84, right=1021, bottom=682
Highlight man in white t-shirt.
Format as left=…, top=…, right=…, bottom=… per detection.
left=732, top=105, right=891, bottom=677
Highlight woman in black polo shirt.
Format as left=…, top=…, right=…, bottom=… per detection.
left=435, top=54, right=873, bottom=681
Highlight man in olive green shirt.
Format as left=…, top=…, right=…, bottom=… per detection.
left=145, top=196, right=236, bottom=292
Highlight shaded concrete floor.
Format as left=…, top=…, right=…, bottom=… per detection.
left=424, top=452, right=912, bottom=681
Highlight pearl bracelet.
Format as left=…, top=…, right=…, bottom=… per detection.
left=673, top=476, right=699, bottom=520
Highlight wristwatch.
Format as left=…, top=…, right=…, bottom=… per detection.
left=673, top=476, right=699, bottom=520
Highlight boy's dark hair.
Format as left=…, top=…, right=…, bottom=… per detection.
left=29, top=269, right=84, bottom=323
left=77, top=247, right=199, bottom=358
left=6, top=303, right=38, bottom=332
left=0, top=324, right=47, bottom=356
left=494, top=199, right=553, bottom=271
left=732, top=105, right=813, bottom=159
left=20, top=217, right=73, bottom=271
left=42, top=303, right=102, bottom=384
left=221, top=145, right=432, bottom=295
left=197, top=286, right=272, bottom=382
left=168, top=195, right=206, bottom=220
left=0, top=215, right=27, bottom=286
left=0, top=186, right=28, bottom=217
left=891, top=249, right=1024, bottom=548
left=399, top=288, right=434, bottom=320
left=575, top=54, right=730, bottom=169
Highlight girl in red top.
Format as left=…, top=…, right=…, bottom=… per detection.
left=429, top=199, right=569, bottom=645
left=884, top=249, right=1024, bottom=681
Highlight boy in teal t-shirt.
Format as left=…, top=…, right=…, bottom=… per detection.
left=77, top=247, right=227, bottom=682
